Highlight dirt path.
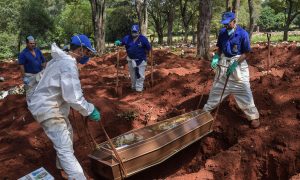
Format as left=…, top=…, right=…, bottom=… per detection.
left=0, top=43, right=300, bottom=179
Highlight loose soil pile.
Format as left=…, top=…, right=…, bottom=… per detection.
left=0, top=43, right=300, bottom=179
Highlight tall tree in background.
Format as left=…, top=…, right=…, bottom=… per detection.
left=148, top=0, right=166, bottom=44
left=267, top=0, right=300, bottom=41
left=283, top=0, right=300, bottom=40
left=232, top=0, right=241, bottom=22
left=19, top=0, right=54, bottom=51
left=226, top=0, right=231, bottom=11
left=248, top=0, right=255, bottom=39
left=197, top=0, right=212, bottom=60
left=90, top=0, right=106, bottom=55
left=164, top=0, right=178, bottom=45
left=179, top=0, right=196, bottom=43
left=135, top=0, right=148, bottom=35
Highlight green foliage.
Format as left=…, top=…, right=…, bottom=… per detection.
left=0, top=32, right=18, bottom=59
left=55, top=0, right=93, bottom=44
left=257, top=6, right=286, bottom=31
left=19, top=0, right=54, bottom=39
left=106, top=6, right=136, bottom=42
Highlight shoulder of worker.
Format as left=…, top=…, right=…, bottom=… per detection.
left=235, top=25, right=249, bottom=37
left=20, top=47, right=29, bottom=54
left=219, top=27, right=227, bottom=35
left=50, top=43, right=77, bottom=73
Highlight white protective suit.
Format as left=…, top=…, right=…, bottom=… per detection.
left=203, top=54, right=259, bottom=121
left=127, top=56, right=147, bottom=91
left=28, top=43, right=94, bottom=180
left=24, top=72, right=43, bottom=102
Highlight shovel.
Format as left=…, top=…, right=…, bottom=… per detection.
left=115, top=47, right=122, bottom=97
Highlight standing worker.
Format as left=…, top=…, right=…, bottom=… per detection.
left=114, top=24, right=151, bottom=92
left=28, top=34, right=101, bottom=179
left=18, top=35, right=46, bottom=100
left=203, top=12, right=260, bottom=128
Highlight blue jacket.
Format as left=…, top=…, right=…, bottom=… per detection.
left=217, top=25, right=251, bottom=58
left=18, top=47, right=45, bottom=74
left=121, top=34, right=151, bottom=65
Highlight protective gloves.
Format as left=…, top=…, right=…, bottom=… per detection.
left=211, top=54, right=219, bottom=69
left=114, top=40, right=122, bottom=46
left=226, top=60, right=239, bottom=76
left=89, top=107, right=101, bottom=122
left=23, top=76, right=30, bottom=85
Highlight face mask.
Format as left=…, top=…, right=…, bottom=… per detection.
left=79, top=56, right=90, bottom=64
left=131, top=32, right=139, bottom=38
left=227, top=28, right=235, bottom=36
left=78, top=48, right=90, bottom=64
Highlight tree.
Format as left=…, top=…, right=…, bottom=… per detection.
left=197, top=0, right=212, bottom=60
left=164, top=0, right=178, bottom=45
left=248, top=0, right=255, bottom=39
left=55, top=1, right=93, bottom=44
left=135, top=0, right=148, bottom=35
left=148, top=0, right=167, bottom=44
left=232, top=0, right=241, bottom=22
left=90, top=0, right=106, bottom=55
left=19, top=0, right=54, bottom=50
left=106, top=6, right=135, bottom=42
left=266, top=0, right=300, bottom=41
left=179, top=0, right=197, bottom=43
left=282, top=0, right=300, bottom=40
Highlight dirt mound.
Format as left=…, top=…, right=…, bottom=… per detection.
left=0, top=43, right=300, bottom=179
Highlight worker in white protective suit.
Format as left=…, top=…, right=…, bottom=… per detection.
left=28, top=34, right=101, bottom=179
left=203, top=12, right=260, bottom=128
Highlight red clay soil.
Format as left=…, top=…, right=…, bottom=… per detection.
left=0, top=43, right=300, bottom=179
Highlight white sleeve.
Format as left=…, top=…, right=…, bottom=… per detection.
left=60, top=66, right=94, bottom=116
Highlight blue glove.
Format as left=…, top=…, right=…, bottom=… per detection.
left=114, top=40, right=122, bottom=46
left=211, top=54, right=219, bottom=69
left=226, top=60, right=239, bottom=76
left=89, top=107, right=101, bottom=122
left=23, top=76, right=30, bottom=85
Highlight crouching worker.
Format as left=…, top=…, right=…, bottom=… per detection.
left=203, top=12, right=260, bottom=128
left=28, top=34, right=100, bottom=179
left=18, top=35, right=46, bottom=101
left=115, top=24, right=151, bottom=92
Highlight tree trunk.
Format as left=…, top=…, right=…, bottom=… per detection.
left=136, top=0, right=148, bottom=35
left=157, top=30, right=164, bottom=44
left=90, top=0, right=106, bottom=55
left=232, top=0, right=240, bottom=23
left=184, top=26, right=189, bottom=43
left=167, top=8, right=174, bottom=45
left=226, top=0, right=231, bottom=11
left=197, top=0, right=212, bottom=60
left=248, top=0, right=255, bottom=40
left=18, top=31, right=22, bottom=53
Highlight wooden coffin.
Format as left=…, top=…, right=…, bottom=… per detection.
left=89, top=109, right=214, bottom=179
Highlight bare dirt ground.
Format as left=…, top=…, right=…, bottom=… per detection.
left=0, top=43, right=300, bottom=179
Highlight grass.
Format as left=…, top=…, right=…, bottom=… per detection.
left=251, top=32, right=300, bottom=43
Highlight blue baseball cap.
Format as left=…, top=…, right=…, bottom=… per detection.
left=131, top=24, right=139, bottom=33
left=26, top=35, right=35, bottom=41
left=70, top=34, right=96, bottom=53
left=221, top=12, right=235, bottom=24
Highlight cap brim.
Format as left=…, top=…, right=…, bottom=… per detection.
left=86, top=47, right=97, bottom=54
left=221, top=19, right=231, bottom=24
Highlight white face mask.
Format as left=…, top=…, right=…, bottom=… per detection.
left=227, top=28, right=235, bottom=36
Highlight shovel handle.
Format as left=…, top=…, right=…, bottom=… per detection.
left=99, top=122, right=127, bottom=178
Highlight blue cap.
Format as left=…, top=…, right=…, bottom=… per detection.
left=221, top=12, right=235, bottom=24
left=131, top=24, right=139, bottom=33
left=27, top=35, right=34, bottom=41
left=70, top=34, right=96, bottom=53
